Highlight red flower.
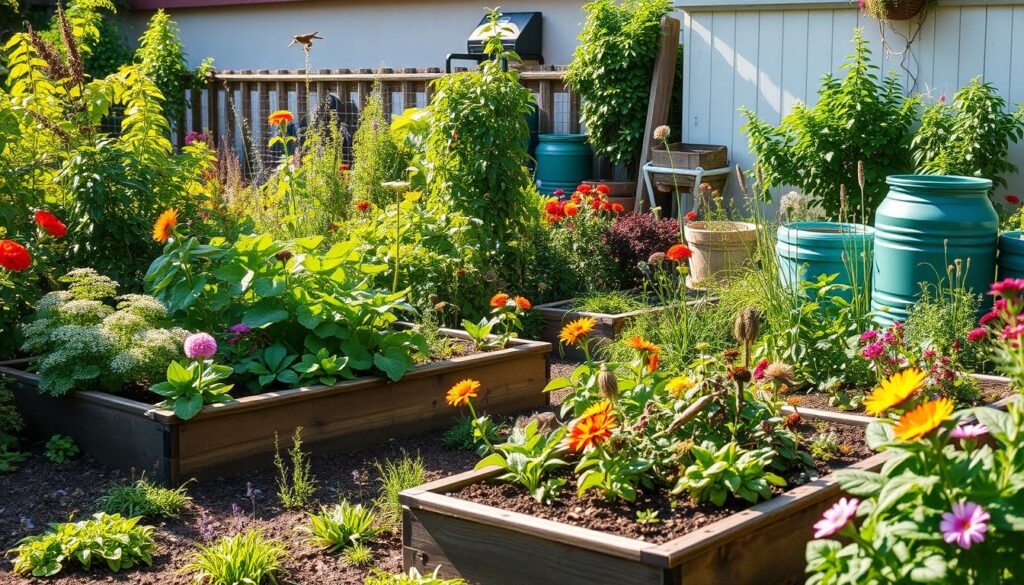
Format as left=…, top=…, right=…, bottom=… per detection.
left=785, top=412, right=801, bottom=427
left=602, top=202, right=614, bottom=212
left=684, top=211, right=698, bottom=222
left=576, top=184, right=592, bottom=195
left=356, top=200, right=371, bottom=213
left=667, top=244, right=693, bottom=261
left=514, top=296, right=532, bottom=310
left=647, top=353, right=659, bottom=372
left=553, top=189, right=565, bottom=197
left=34, top=210, right=66, bottom=238
left=591, top=199, right=602, bottom=211
left=490, top=293, right=510, bottom=308
left=0, top=240, right=31, bottom=272
left=596, top=184, right=611, bottom=195
left=564, top=202, right=579, bottom=217
left=339, top=163, right=351, bottom=172
left=611, top=203, right=624, bottom=214
left=1007, top=194, right=1021, bottom=205
left=571, top=193, right=582, bottom=204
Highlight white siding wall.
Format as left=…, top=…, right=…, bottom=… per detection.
left=680, top=0, right=1024, bottom=202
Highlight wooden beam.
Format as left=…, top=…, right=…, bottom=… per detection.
left=634, top=15, right=681, bottom=211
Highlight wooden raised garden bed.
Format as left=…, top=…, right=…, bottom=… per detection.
left=0, top=330, right=551, bottom=486
left=400, top=411, right=884, bottom=585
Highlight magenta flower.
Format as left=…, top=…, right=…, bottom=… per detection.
left=184, top=332, right=218, bottom=360
left=941, top=501, right=990, bottom=550
left=990, top=278, right=1024, bottom=298
left=980, top=310, right=999, bottom=326
left=859, top=330, right=878, bottom=343
left=553, top=189, right=565, bottom=197
left=951, top=423, right=989, bottom=439
left=813, top=497, right=859, bottom=539
left=967, top=328, right=987, bottom=343
left=753, top=358, right=769, bottom=381
left=882, top=331, right=896, bottom=345
left=860, top=342, right=885, bottom=360
left=228, top=324, right=252, bottom=335
left=184, top=131, right=207, bottom=145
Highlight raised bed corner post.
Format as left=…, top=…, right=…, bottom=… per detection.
left=634, top=15, right=682, bottom=213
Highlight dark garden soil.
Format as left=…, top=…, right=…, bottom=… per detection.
left=450, top=420, right=871, bottom=545
left=792, top=375, right=1016, bottom=415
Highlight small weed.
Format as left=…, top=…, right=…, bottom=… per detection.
left=98, top=476, right=192, bottom=519
left=442, top=414, right=502, bottom=451
left=374, top=453, right=425, bottom=527
left=44, top=434, right=79, bottom=464
left=342, top=542, right=374, bottom=567
left=274, top=427, right=318, bottom=509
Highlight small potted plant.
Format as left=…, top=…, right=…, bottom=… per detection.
left=683, top=180, right=757, bottom=288
left=861, top=0, right=930, bottom=21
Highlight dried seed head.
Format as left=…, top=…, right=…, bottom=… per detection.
left=597, top=364, right=618, bottom=401
left=755, top=164, right=765, bottom=193
left=57, top=5, right=83, bottom=87
left=763, top=362, right=796, bottom=385
left=735, top=164, right=748, bottom=194
left=857, top=160, right=865, bottom=191
left=839, top=184, right=849, bottom=213
left=653, top=125, right=671, bottom=141
left=733, top=307, right=761, bottom=345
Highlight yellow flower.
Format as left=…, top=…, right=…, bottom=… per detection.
left=559, top=317, right=597, bottom=346
left=894, top=398, right=953, bottom=442
left=581, top=400, right=612, bottom=418
left=665, top=375, right=695, bottom=397
left=446, top=379, right=480, bottom=407
left=152, top=209, right=178, bottom=243
left=864, top=368, right=926, bottom=415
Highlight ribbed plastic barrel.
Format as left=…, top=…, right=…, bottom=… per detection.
left=871, top=175, right=997, bottom=325
left=998, top=230, right=1024, bottom=279
left=535, top=134, right=593, bottom=195
left=777, top=222, right=875, bottom=299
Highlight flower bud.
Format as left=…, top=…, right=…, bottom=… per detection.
left=597, top=364, right=618, bottom=401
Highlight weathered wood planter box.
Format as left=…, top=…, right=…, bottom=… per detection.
left=0, top=330, right=551, bottom=486
left=400, top=410, right=883, bottom=585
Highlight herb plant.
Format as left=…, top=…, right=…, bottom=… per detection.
left=365, top=568, right=467, bottom=585
left=672, top=441, right=784, bottom=505
left=9, top=513, right=156, bottom=577
left=473, top=420, right=568, bottom=504
left=274, top=427, right=318, bottom=509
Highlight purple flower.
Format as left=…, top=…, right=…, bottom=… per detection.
left=196, top=510, right=216, bottom=542
left=184, top=131, right=207, bottom=145
left=813, top=497, right=859, bottom=539
left=229, top=324, right=251, bottom=335
left=941, top=501, right=990, bottom=549
left=184, top=332, right=218, bottom=360
left=951, top=423, right=989, bottom=439
left=859, top=330, right=878, bottom=343
left=246, top=481, right=255, bottom=498
left=860, top=342, right=885, bottom=360
left=232, top=502, right=242, bottom=516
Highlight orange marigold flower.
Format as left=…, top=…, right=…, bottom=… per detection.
left=356, top=199, right=371, bottom=212
left=0, top=240, right=31, bottom=272
left=611, top=203, right=624, bottom=214
left=568, top=406, right=617, bottom=451
left=625, top=336, right=660, bottom=354
left=268, top=109, right=294, bottom=125
left=490, top=293, right=510, bottom=308
left=559, top=317, right=597, bottom=346
left=152, top=209, right=178, bottom=243
left=647, top=353, right=659, bottom=372
left=514, top=296, right=532, bottom=311
left=864, top=368, right=925, bottom=415
left=564, top=201, right=579, bottom=217
left=667, top=244, right=692, bottom=261
left=596, top=184, right=611, bottom=195
left=34, top=210, right=66, bottom=238
left=446, top=379, right=481, bottom=407
left=894, top=398, right=953, bottom=442
left=576, top=184, right=592, bottom=195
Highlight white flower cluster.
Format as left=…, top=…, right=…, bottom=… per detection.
left=56, top=299, right=113, bottom=326
left=116, top=295, right=168, bottom=322
left=779, top=190, right=826, bottom=222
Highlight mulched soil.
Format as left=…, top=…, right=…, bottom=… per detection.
left=791, top=375, right=1016, bottom=414
left=450, top=420, right=871, bottom=544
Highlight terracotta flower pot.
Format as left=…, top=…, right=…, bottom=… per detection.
left=684, top=221, right=758, bottom=287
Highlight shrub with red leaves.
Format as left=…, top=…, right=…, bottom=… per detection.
left=603, top=213, right=681, bottom=284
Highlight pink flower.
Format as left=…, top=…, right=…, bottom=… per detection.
left=814, top=497, right=859, bottom=539
left=990, top=278, right=1024, bottom=298
left=923, top=349, right=937, bottom=359
left=967, top=328, right=987, bottom=343
left=980, top=310, right=999, bottom=326
left=882, top=331, right=896, bottom=345
left=941, top=501, right=990, bottom=550
left=860, top=342, right=885, bottom=360
left=950, top=423, right=989, bottom=439
left=753, top=358, right=769, bottom=381
left=859, top=330, right=878, bottom=343
left=184, top=131, right=207, bottom=145
left=553, top=189, right=565, bottom=198
left=228, top=324, right=251, bottom=335
left=184, top=332, right=218, bottom=360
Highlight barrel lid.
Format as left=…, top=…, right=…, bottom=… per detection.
left=886, top=174, right=993, bottom=191
left=538, top=133, right=589, bottom=143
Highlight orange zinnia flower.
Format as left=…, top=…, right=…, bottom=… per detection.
left=611, top=203, right=624, bottom=213
left=490, top=293, right=510, bottom=308
left=647, top=353, right=659, bottom=372
left=0, top=240, right=31, bottom=272
left=34, top=210, right=66, bottom=238
left=564, top=202, right=579, bottom=217
left=268, top=110, right=294, bottom=125
left=894, top=398, right=953, bottom=442
left=667, top=244, right=692, bottom=261
left=559, top=317, right=597, bottom=346
left=152, top=209, right=178, bottom=243
left=446, top=379, right=481, bottom=407
left=625, top=336, right=660, bottom=354
left=514, top=296, right=532, bottom=311
left=568, top=406, right=616, bottom=451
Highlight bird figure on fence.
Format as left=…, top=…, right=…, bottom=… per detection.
left=289, top=32, right=322, bottom=49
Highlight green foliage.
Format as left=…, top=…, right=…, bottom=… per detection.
left=9, top=513, right=156, bottom=577
left=274, top=427, right=318, bottom=509
left=635, top=509, right=660, bottom=524
left=135, top=9, right=214, bottom=127
left=150, top=357, right=234, bottom=420
left=809, top=431, right=840, bottom=462
left=22, top=269, right=186, bottom=397
left=40, top=0, right=132, bottom=79
left=572, top=291, right=647, bottom=315
left=565, top=0, right=674, bottom=168
left=300, top=501, right=382, bottom=554
left=906, top=282, right=986, bottom=373
left=343, top=542, right=373, bottom=567
left=672, top=441, right=785, bottom=505
left=743, top=29, right=917, bottom=222
left=44, top=434, right=79, bottom=463
left=461, top=293, right=528, bottom=350
left=912, top=78, right=1024, bottom=193
left=352, top=87, right=406, bottom=209
left=475, top=421, right=569, bottom=504
left=0, top=377, right=23, bottom=436
left=0, top=432, right=27, bottom=473
left=442, top=414, right=502, bottom=451
left=182, top=530, right=286, bottom=585
left=98, top=476, right=192, bottom=519
left=374, top=453, right=425, bottom=527
left=365, top=568, right=467, bottom=585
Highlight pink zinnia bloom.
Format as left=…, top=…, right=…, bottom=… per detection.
left=951, top=423, right=989, bottom=439
left=882, top=331, right=896, bottom=345
left=860, top=342, right=885, bottom=359
left=814, top=497, right=859, bottom=539
left=941, top=501, right=990, bottom=550
left=753, top=358, right=769, bottom=381
left=859, top=330, right=878, bottom=343
left=184, top=332, right=218, bottom=360
left=967, top=328, right=987, bottom=343
left=990, top=278, right=1024, bottom=298
left=979, top=310, right=998, bottom=326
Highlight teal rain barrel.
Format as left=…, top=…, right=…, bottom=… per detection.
left=777, top=222, right=875, bottom=299
left=998, top=230, right=1024, bottom=279
left=871, top=175, right=997, bottom=325
left=535, top=134, right=593, bottom=195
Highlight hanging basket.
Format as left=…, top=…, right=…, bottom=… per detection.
left=866, top=0, right=929, bottom=20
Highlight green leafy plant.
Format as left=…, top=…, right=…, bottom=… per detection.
left=274, top=427, right=318, bottom=509
left=98, top=475, right=192, bottom=519
left=352, top=85, right=406, bottom=209
left=150, top=347, right=235, bottom=421
left=474, top=421, right=569, bottom=504
left=182, top=529, right=286, bottom=585
left=244, top=344, right=300, bottom=389
left=374, top=453, right=425, bottom=527
left=571, top=291, right=647, bottom=315
left=912, top=78, right=1024, bottom=194
left=44, top=434, right=79, bottom=464
left=565, top=0, right=674, bottom=169
left=743, top=29, right=918, bottom=221
left=809, top=431, right=841, bottom=462
left=635, top=509, right=661, bottom=525
left=365, top=567, right=467, bottom=585
left=9, top=513, right=156, bottom=577
left=343, top=542, right=373, bottom=567
left=0, top=433, right=28, bottom=473
left=40, top=0, right=132, bottom=79
left=300, top=501, right=382, bottom=554
left=672, top=441, right=785, bottom=505
left=135, top=9, right=214, bottom=127
left=461, top=292, right=530, bottom=350
left=442, top=413, right=503, bottom=452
